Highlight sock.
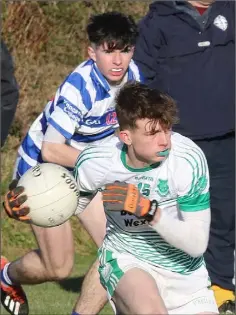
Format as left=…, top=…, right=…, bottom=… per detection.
left=1, top=263, right=13, bottom=286
left=71, top=312, right=80, bottom=315
left=211, top=285, right=235, bottom=307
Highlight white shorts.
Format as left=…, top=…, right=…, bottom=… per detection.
left=98, top=250, right=219, bottom=314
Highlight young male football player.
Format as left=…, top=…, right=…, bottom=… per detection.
left=73, top=82, right=218, bottom=314
left=1, top=12, right=143, bottom=315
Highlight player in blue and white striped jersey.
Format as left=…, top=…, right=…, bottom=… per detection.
left=14, top=17, right=143, bottom=178
left=1, top=12, right=143, bottom=315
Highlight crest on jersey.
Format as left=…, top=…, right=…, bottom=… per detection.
left=214, top=15, right=228, bottom=31
left=156, top=179, right=169, bottom=197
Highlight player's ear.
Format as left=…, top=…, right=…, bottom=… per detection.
left=88, top=45, right=96, bottom=62
left=119, top=130, right=132, bottom=146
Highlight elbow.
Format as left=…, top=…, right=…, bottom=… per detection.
left=41, top=143, right=54, bottom=162
left=188, top=247, right=207, bottom=258
left=187, top=238, right=209, bottom=258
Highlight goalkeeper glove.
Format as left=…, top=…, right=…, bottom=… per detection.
left=3, top=179, right=30, bottom=222
left=102, top=181, right=158, bottom=222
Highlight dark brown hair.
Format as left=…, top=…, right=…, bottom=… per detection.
left=116, top=81, right=179, bottom=134
left=87, top=12, right=138, bottom=50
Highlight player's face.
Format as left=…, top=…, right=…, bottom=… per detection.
left=120, top=119, right=172, bottom=166
left=88, top=43, right=134, bottom=85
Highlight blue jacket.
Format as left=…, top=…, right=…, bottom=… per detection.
left=134, top=1, right=235, bottom=139
left=1, top=41, right=19, bottom=147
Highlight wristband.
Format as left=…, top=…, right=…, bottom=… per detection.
left=143, top=200, right=158, bottom=222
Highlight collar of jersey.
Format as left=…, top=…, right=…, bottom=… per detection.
left=90, top=60, right=136, bottom=93
left=121, top=144, right=161, bottom=172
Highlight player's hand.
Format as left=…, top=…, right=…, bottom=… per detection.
left=3, top=179, right=30, bottom=222
left=102, top=182, right=158, bottom=221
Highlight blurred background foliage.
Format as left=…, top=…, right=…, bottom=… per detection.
left=1, top=0, right=151, bottom=254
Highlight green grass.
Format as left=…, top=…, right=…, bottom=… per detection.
left=1, top=254, right=113, bottom=315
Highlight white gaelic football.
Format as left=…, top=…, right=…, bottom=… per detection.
left=17, top=163, right=79, bottom=227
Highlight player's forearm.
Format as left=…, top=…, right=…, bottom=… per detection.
left=149, top=209, right=210, bottom=257
left=41, top=142, right=81, bottom=168
left=78, top=192, right=106, bottom=247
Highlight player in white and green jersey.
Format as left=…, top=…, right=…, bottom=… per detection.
left=76, top=132, right=206, bottom=272
left=74, top=82, right=218, bottom=314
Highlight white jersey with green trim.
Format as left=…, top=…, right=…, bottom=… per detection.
left=74, top=132, right=210, bottom=274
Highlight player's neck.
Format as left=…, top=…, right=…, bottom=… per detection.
left=126, top=146, right=151, bottom=169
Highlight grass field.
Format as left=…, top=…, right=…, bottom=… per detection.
left=1, top=253, right=113, bottom=315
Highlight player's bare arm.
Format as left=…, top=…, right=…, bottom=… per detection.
left=41, top=122, right=81, bottom=168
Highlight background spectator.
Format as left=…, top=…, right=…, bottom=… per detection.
left=1, top=40, right=19, bottom=147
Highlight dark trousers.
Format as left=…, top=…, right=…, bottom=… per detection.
left=195, top=132, right=235, bottom=291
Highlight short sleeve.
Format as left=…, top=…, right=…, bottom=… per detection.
left=176, top=147, right=210, bottom=212
left=48, top=80, right=84, bottom=140
left=73, top=145, right=113, bottom=214
left=74, top=144, right=114, bottom=192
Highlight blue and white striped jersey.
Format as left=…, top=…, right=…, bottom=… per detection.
left=14, top=59, right=144, bottom=178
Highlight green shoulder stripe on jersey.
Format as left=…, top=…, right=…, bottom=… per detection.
left=73, top=146, right=112, bottom=180
left=176, top=142, right=207, bottom=175
left=175, top=145, right=208, bottom=198
left=121, top=145, right=160, bottom=172
left=74, top=156, right=106, bottom=181
left=76, top=146, right=111, bottom=165
left=178, top=192, right=210, bottom=211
